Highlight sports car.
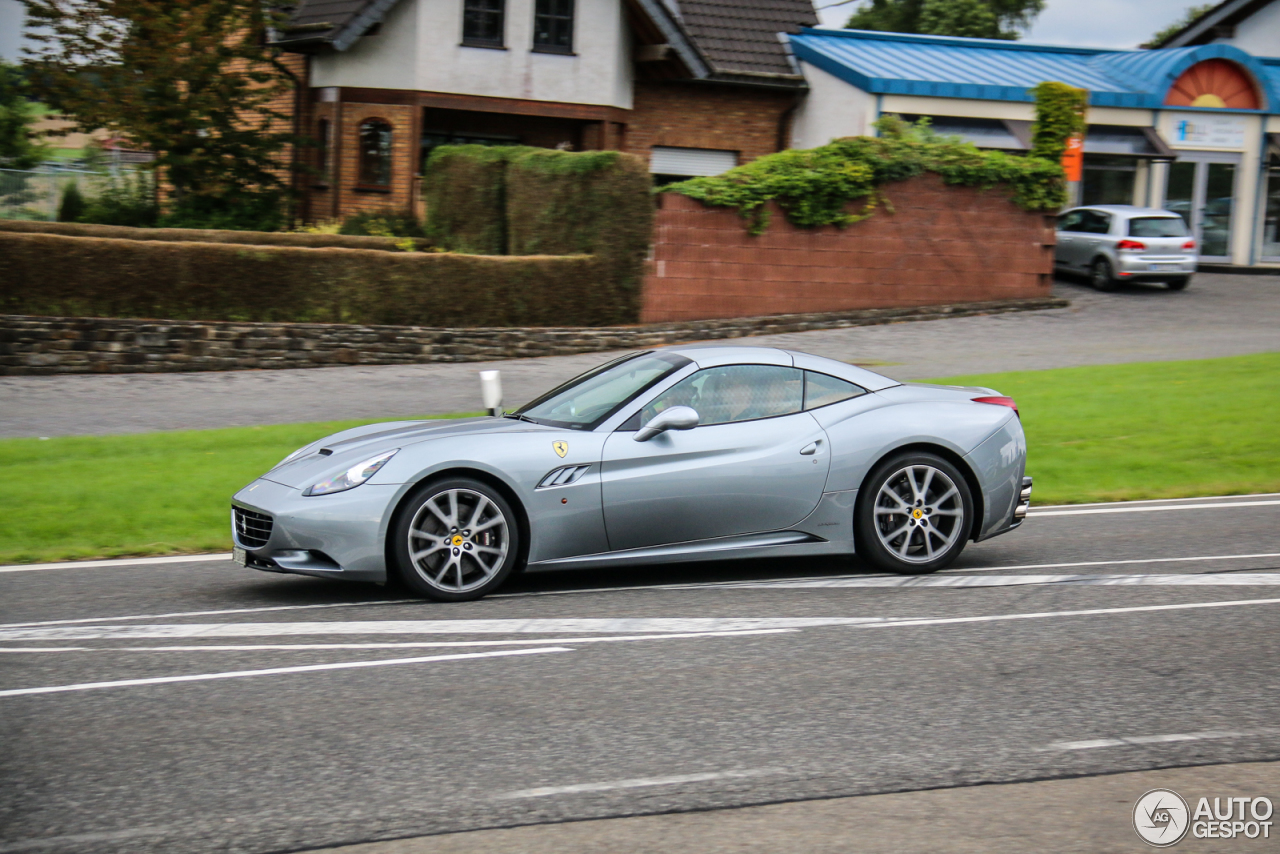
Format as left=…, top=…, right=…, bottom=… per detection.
left=231, top=345, right=1031, bottom=600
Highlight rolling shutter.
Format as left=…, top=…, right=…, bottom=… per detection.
left=649, top=146, right=738, bottom=177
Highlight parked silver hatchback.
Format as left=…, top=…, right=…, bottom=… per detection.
left=1054, top=205, right=1197, bottom=292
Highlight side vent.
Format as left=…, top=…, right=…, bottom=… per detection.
left=537, top=464, right=592, bottom=489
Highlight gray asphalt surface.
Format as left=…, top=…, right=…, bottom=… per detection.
left=3, top=496, right=1279, bottom=853
left=2, top=273, right=1277, bottom=438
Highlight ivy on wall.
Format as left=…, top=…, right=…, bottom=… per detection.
left=667, top=81, right=1085, bottom=233
left=1029, top=81, right=1088, bottom=162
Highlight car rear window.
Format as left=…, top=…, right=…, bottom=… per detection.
left=1128, top=217, right=1188, bottom=238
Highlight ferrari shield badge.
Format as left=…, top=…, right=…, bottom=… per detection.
left=553, top=441, right=568, bottom=458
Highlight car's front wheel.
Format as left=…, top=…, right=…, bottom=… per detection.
left=854, top=452, right=974, bottom=575
left=391, top=478, right=522, bottom=601
left=1091, top=258, right=1118, bottom=292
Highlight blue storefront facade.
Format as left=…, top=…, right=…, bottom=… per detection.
left=785, top=29, right=1280, bottom=267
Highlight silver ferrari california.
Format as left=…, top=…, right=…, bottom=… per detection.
left=232, top=346, right=1031, bottom=600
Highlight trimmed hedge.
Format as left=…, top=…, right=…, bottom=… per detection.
left=0, top=232, right=614, bottom=327
left=423, top=145, right=517, bottom=255
left=506, top=149, right=653, bottom=320
left=0, top=218, right=435, bottom=252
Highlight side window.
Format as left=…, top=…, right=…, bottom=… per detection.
left=1057, top=211, right=1084, bottom=232
left=804, top=371, right=866, bottom=410
left=357, top=119, right=392, bottom=186
left=640, top=365, right=803, bottom=427
left=462, top=0, right=505, bottom=46
left=1082, top=211, right=1112, bottom=234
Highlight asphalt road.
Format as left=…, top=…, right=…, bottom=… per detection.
left=3, top=272, right=1277, bottom=438
left=2, top=495, right=1279, bottom=853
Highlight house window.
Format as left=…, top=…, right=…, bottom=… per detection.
left=463, top=0, right=504, bottom=47
left=533, top=0, right=573, bottom=53
left=1080, top=155, right=1136, bottom=207
left=358, top=119, right=393, bottom=187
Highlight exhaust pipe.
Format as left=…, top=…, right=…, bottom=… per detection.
left=1013, top=476, right=1033, bottom=520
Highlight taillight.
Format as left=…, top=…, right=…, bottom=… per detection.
left=1183, top=239, right=1196, bottom=250
left=973, top=396, right=1019, bottom=417
left=1116, top=239, right=1146, bottom=251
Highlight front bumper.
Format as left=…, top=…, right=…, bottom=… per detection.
left=230, top=478, right=399, bottom=583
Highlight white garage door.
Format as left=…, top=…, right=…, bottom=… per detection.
left=649, top=146, right=738, bottom=177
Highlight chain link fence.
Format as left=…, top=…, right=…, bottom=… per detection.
left=1, top=152, right=153, bottom=221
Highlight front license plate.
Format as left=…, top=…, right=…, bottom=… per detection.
left=232, top=546, right=248, bottom=566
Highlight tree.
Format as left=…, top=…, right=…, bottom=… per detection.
left=21, top=0, right=297, bottom=226
left=1146, top=3, right=1215, bottom=47
left=0, top=61, right=48, bottom=168
left=845, top=0, right=1045, bottom=40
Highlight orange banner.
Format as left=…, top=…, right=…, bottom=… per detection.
left=1062, top=134, right=1084, bottom=182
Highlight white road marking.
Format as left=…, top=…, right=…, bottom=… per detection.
left=717, top=573, right=1280, bottom=590
left=0, top=553, right=231, bottom=573
left=862, top=597, right=1280, bottom=630
left=948, top=553, right=1280, bottom=574
left=1034, top=493, right=1280, bottom=510
left=495, top=769, right=781, bottom=799
left=0, top=599, right=409, bottom=629
left=0, top=647, right=572, bottom=698
left=490, top=554, right=1280, bottom=598
left=0, top=628, right=796, bottom=653
left=1029, top=499, right=1280, bottom=517
left=0, top=618, right=884, bottom=642
left=1042, top=729, right=1278, bottom=752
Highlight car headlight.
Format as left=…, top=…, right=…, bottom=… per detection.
left=304, top=450, right=399, bottom=496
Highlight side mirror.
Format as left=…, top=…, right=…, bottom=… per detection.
left=634, top=405, right=699, bottom=442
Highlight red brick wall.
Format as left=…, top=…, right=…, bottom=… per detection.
left=642, top=174, right=1056, bottom=322
left=627, top=82, right=795, bottom=167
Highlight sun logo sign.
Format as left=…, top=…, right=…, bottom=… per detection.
left=1134, top=789, right=1190, bottom=846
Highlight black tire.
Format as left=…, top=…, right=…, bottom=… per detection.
left=1167, top=276, right=1191, bottom=291
left=854, top=452, right=975, bottom=575
left=390, top=477, right=523, bottom=601
left=1090, top=258, right=1118, bottom=292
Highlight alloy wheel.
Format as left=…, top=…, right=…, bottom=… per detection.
left=872, top=464, right=965, bottom=564
left=407, top=488, right=510, bottom=593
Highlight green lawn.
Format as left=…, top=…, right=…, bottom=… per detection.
left=0, top=415, right=477, bottom=565
left=927, top=352, right=1280, bottom=505
left=1, top=353, right=1276, bottom=564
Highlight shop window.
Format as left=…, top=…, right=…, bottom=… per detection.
left=1080, top=155, right=1135, bottom=207
left=463, top=0, right=504, bottom=46
left=533, top=0, right=574, bottom=53
left=358, top=119, right=393, bottom=187
left=1263, top=163, right=1280, bottom=260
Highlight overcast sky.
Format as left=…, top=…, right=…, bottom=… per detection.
left=815, top=0, right=1202, bottom=50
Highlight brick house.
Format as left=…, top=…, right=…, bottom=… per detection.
left=271, top=0, right=817, bottom=221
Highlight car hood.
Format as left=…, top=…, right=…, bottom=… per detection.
left=262, top=416, right=553, bottom=489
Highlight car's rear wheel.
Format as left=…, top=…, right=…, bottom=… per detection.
left=1167, top=276, right=1191, bottom=291
left=391, top=478, right=522, bottom=601
left=855, top=452, right=974, bottom=575
left=1091, top=258, right=1118, bottom=292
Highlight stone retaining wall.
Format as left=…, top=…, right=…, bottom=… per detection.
left=1, top=297, right=1066, bottom=375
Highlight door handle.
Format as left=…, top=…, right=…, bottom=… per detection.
left=800, top=442, right=818, bottom=456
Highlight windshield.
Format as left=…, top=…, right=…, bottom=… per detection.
left=514, top=351, right=692, bottom=430
left=1129, top=217, right=1188, bottom=238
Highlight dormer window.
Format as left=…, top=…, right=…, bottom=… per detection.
left=533, top=0, right=573, bottom=54
left=463, top=0, right=505, bottom=47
